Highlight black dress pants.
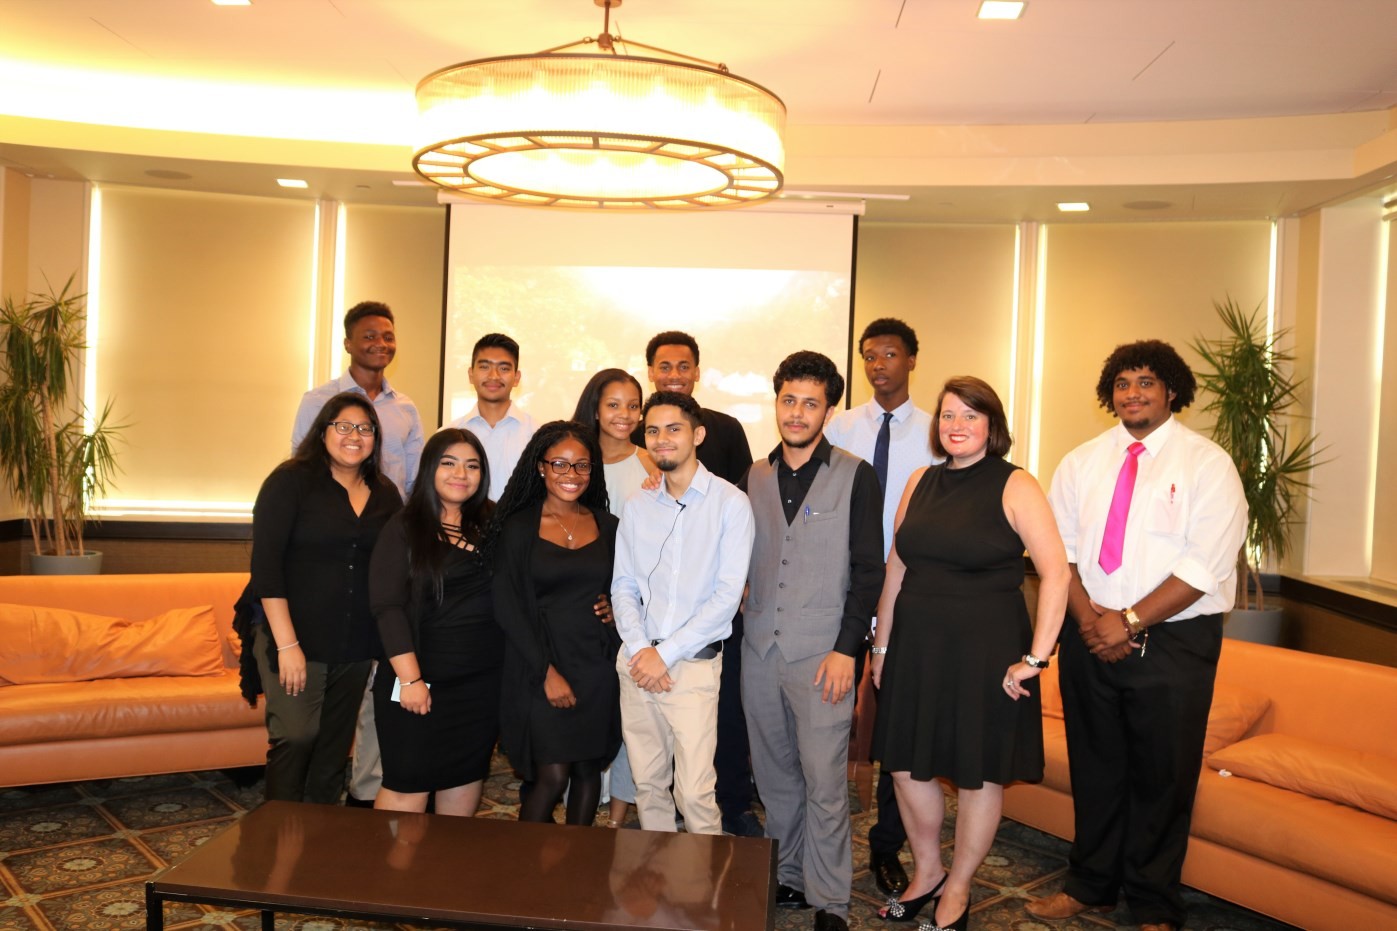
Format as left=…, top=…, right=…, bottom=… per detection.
left=714, top=610, right=754, bottom=820
left=853, top=646, right=906, bottom=856
left=1059, top=614, right=1222, bottom=928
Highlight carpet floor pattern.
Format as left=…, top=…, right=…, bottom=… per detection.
left=0, top=756, right=1297, bottom=931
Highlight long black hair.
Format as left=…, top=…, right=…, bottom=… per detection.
left=280, top=391, right=383, bottom=483
left=403, top=427, right=493, bottom=603
left=570, top=368, right=645, bottom=438
left=492, top=421, right=609, bottom=537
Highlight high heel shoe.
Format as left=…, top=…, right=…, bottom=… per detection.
left=918, top=902, right=968, bottom=931
left=878, top=872, right=947, bottom=922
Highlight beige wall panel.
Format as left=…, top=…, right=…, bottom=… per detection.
left=853, top=223, right=1018, bottom=420
left=27, top=179, right=87, bottom=295
left=1366, top=222, right=1397, bottom=583
left=1036, top=221, right=1272, bottom=491
left=342, top=204, right=446, bottom=429
left=95, top=186, right=315, bottom=506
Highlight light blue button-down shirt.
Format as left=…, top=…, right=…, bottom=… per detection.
left=449, top=402, right=538, bottom=502
left=291, top=371, right=424, bottom=498
left=611, top=463, right=755, bottom=668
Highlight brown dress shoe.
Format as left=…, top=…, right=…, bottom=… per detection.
left=1138, top=924, right=1177, bottom=931
left=1024, top=891, right=1113, bottom=920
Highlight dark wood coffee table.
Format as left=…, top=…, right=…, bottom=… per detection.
left=145, top=801, right=775, bottom=930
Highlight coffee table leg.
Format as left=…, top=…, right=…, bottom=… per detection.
left=144, top=883, right=164, bottom=931
left=261, top=909, right=275, bottom=931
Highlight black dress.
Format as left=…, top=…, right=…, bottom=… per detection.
left=872, top=456, right=1044, bottom=788
left=493, top=505, right=621, bottom=781
left=370, top=514, right=504, bottom=793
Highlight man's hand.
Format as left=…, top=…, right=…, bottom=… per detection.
left=813, top=651, right=855, bottom=703
left=1081, top=609, right=1138, bottom=663
left=544, top=665, right=577, bottom=708
left=627, top=646, right=672, bottom=692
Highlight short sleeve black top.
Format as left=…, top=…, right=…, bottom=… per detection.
left=249, top=464, right=402, bottom=663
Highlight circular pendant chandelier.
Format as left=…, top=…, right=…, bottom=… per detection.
left=413, top=0, right=786, bottom=210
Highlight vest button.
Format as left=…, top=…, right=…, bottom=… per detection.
left=785, top=535, right=792, bottom=542
left=774, top=629, right=781, bottom=636
left=778, top=582, right=786, bottom=589
left=781, top=559, right=788, bottom=565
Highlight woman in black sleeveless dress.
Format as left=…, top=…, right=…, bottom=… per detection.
left=369, top=427, right=503, bottom=816
left=871, top=377, right=1070, bottom=930
left=493, top=421, right=621, bottom=825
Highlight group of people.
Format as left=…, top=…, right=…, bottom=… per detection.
left=237, top=300, right=1246, bottom=931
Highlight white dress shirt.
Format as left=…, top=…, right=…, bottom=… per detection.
left=825, top=397, right=937, bottom=560
left=450, top=402, right=538, bottom=501
left=1048, top=416, right=1247, bottom=620
left=611, top=463, right=755, bottom=668
left=292, top=371, right=423, bottom=498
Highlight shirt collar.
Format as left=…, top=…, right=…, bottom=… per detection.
left=866, top=396, right=916, bottom=425
left=652, top=460, right=714, bottom=507
left=336, top=370, right=395, bottom=398
left=465, top=401, right=522, bottom=425
left=766, top=435, right=833, bottom=468
left=1112, top=413, right=1176, bottom=456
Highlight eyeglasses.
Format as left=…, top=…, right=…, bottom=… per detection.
left=328, top=421, right=376, bottom=436
left=542, top=459, right=593, bottom=475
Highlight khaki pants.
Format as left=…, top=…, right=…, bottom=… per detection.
left=617, top=648, right=723, bottom=835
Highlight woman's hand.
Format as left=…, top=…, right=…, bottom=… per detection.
left=278, top=644, right=307, bottom=697
left=870, top=651, right=885, bottom=689
left=1002, top=661, right=1040, bottom=701
left=544, top=665, right=576, bottom=708
left=400, top=680, right=431, bottom=715
left=593, top=594, right=614, bottom=625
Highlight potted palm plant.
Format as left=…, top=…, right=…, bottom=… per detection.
left=1190, top=297, right=1324, bottom=643
left=0, top=275, right=122, bottom=574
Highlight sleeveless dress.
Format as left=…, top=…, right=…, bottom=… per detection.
left=373, top=541, right=504, bottom=792
left=525, top=536, right=623, bottom=764
left=604, top=451, right=649, bottom=516
left=872, top=456, right=1044, bottom=788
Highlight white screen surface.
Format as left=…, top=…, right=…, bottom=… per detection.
left=442, top=204, right=856, bottom=459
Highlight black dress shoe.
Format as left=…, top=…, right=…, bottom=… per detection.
left=869, top=850, right=909, bottom=896
left=776, top=883, right=811, bottom=909
left=814, top=909, right=849, bottom=931
left=722, top=810, right=764, bottom=837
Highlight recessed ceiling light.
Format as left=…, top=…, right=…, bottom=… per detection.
left=212, top=1, right=252, bottom=7
left=1056, top=202, right=1091, bottom=212
left=978, top=1, right=1025, bottom=20
left=276, top=178, right=308, bottom=189
left=391, top=179, right=432, bottom=187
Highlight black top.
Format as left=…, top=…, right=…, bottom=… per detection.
left=741, top=436, right=886, bottom=656
left=249, top=465, right=402, bottom=663
left=368, top=510, right=495, bottom=666
left=631, top=404, right=753, bottom=485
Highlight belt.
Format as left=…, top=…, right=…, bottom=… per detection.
left=650, top=638, right=723, bottom=661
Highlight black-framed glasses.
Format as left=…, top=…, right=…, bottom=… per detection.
left=328, top=421, right=376, bottom=436
left=542, top=458, right=593, bottom=475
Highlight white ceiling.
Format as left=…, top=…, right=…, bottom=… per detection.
left=2, top=0, right=1397, bottom=220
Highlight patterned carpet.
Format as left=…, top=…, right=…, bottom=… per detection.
left=0, top=757, right=1297, bottom=931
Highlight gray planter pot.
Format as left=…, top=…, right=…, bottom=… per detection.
left=29, top=551, right=103, bottom=575
left=1224, top=607, right=1284, bottom=645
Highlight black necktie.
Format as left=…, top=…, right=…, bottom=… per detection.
left=874, top=411, right=893, bottom=491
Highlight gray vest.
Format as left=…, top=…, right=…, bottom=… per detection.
left=744, top=448, right=861, bottom=663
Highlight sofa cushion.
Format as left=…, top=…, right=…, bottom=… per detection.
left=1192, top=766, right=1397, bottom=905
left=0, top=674, right=261, bottom=747
left=1208, top=733, right=1397, bottom=820
left=0, top=604, right=224, bottom=684
left=1202, top=682, right=1271, bottom=755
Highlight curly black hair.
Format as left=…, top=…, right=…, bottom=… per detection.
left=491, top=421, right=610, bottom=533
left=1094, top=340, right=1196, bottom=413
left=645, top=331, right=700, bottom=366
left=772, top=351, right=845, bottom=406
left=858, top=317, right=919, bottom=357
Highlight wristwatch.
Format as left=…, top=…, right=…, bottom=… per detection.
left=870, top=646, right=888, bottom=655
left=1022, top=653, right=1050, bottom=669
left=1123, top=607, right=1146, bottom=637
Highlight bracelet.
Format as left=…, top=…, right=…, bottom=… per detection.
left=870, top=646, right=888, bottom=655
left=277, top=640, right=300, bottom=652
left=1022, top=653, right=1050, bottom=669
left=1123, top=607, right=1145, bottom=637
left=400, top=678, right=421, bottom=687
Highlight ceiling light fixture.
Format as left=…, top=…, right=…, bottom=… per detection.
left=1056, top=201, right=1091, bottom=212
left=978, top=1, right=1025, bottom=20
left=412, top=0, right=786, bottom=209
left=276, top=178, right=309, bottom=189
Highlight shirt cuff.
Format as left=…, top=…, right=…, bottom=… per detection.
left=1170, top=556, right=1223, bottom=597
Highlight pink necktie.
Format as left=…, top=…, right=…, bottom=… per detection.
left=1098, top=441, right=1145, bottom=575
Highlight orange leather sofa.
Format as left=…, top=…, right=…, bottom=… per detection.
left=0, top=572, right=265, bottom=787
left=1003, top=638, right=1397, bottom=931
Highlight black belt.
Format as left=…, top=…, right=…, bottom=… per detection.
left=650, top=638, right=723, bottom=660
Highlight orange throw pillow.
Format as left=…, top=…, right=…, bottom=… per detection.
left=0, top=604, right=224, bottom=684
left=1207, top=733, right=1397, bottom=820
left=1203, top=682, right=1271, bottom=755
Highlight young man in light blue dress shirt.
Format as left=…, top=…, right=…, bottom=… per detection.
left=449, top=332, right=537, bottom=501
left=290, top=300, right=424, bottom=807
left=823, top=317, right=936, bottom=896
left=611, top=391, right=755, bottom=835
